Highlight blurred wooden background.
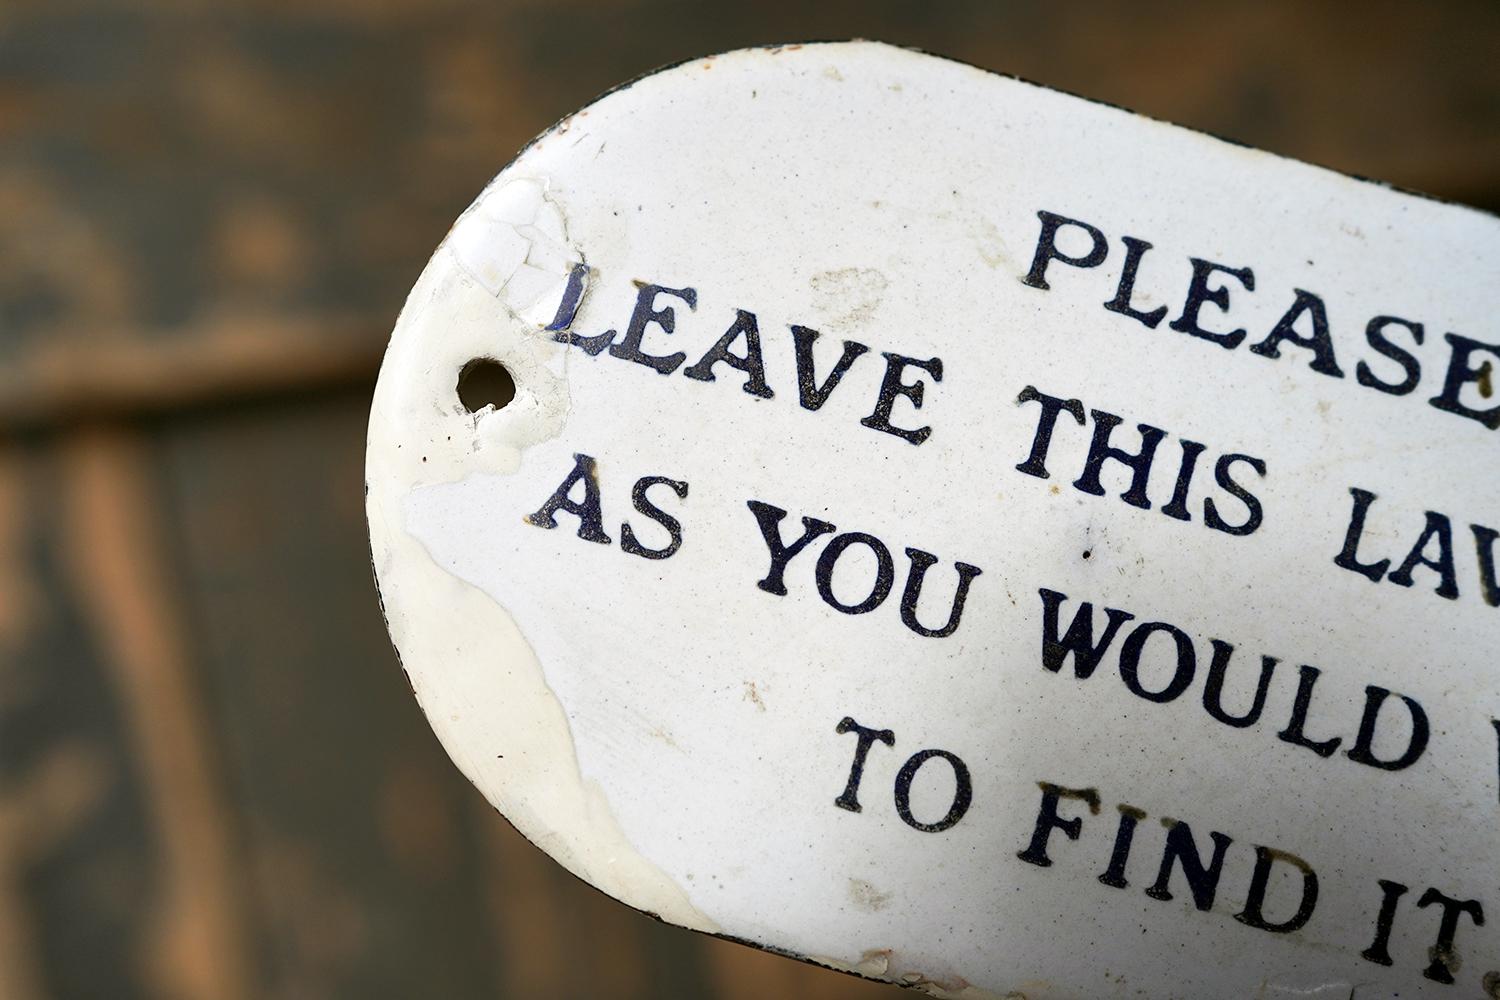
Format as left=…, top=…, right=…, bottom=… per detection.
left=1, top=2, right=1496, bottom=998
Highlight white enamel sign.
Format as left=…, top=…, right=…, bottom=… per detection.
left=366, top=42, right=1500, bottom=999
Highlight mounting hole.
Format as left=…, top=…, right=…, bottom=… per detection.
left=457, top=358, right=516, bottom=413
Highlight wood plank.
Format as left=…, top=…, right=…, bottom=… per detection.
left=0, top=318, right=382, bottom=434
left=0, top=445, right=50, bottom=1000
left=0, top=442, right=167, bottom=1000
left=56, top=426, right=255, bottom=1000
left=476, top=808, right=668, bottom=997
left=151, top=392, right=499, bottom=999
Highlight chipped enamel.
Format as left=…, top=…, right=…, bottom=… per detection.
left=368, top=42, right=1500, bottom=999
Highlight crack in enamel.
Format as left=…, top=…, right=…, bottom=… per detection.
left=367, top=176, right=716, bottom=937
left=447, top=177, right=583, bottom=326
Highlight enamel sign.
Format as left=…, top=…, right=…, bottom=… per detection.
left=366, top=41, right=1500, bottom=999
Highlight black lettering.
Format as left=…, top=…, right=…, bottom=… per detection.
left=682, top=308, right=774, bottom=398
left=1021, top=211, right=1108, bottom=290
left=1248, top=289, right=1345, bottom=378
left=1429, top=333, right=1500, bottom=430
left=524, top=453, right=612, bottom=544
left=1017, top=782, right=1100, bottom=867
left=1073, top=409, right=1166, bottom=510
left=1201, top=641, right=1277, bottom=728
left=1493, top=719, right=1500, bottom=805
left=1145, top=819, right=1232, bottom=912
left=1235, top=846, right=1318, bottom=933
left=900, top=549, right=983, bottom=638
left=1387, top=511, right=1459, bottom=600
left=1346, top=686, right=1429, bottom=771
left=790, top=325, right=869, bottom=411
left=1038, top=589, right=1134, bottom=679
left=816, top=532, right=895, bottom=614
left=545, top=263, right=593, bottom=335
left=860, top=353, right=943, bottom=445
left=1160, top=439, right=1207, bottom=522
left=746, top=500, right=835, bottom=595
left=1015, top=385, right=1086, bottom=479
left=1357, top=316, right=1425, bottom=396
left=619, top=476, right=689, bottom=559
left=833, top=717, right=895, bottom=813
left=1203, top=453, right=1267, bottom=536
left=1168, top=258, right=1255, bottom=349
left=1277, top=664, right=1343, bottom=758
left=1334, top=488, right=1391, bottom=582
left=894, top=749, right=973, bottom=833
left=1361, top=879, right=1409, bottom=966
left=1103, top=236, right=1168, bottom=328
left=1475, top=525, right=1500, bottom=607
left=1098, top=804, right=1147, bottom=889
left=1416, top=888, right=1486, bottom=984
left=1118, top=621, right=1196, bottom=704
left=607, top=283, right=696, bottom=374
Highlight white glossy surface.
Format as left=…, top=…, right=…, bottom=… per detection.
left=367, top=42, right=1500, bottom=998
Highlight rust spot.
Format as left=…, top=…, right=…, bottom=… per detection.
left=1037, top=781, right=1102, bottom=813
left=742, top=681, right=766, bottom=712
left=847, top=878, right=892, bottom=912
left=1049, top=484, right=1060, bottom=495
left=809, top=267, right=887, bottom=331
left=898, top=970, right=974, bottom=993
left=1430, top=941, right=1461, bottom=976
left=1478, top=359, right=1493, bottom=399
left=649, top=726, right=681, bottom=751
